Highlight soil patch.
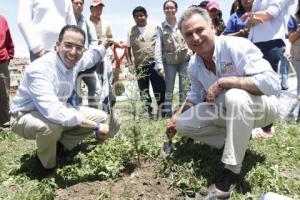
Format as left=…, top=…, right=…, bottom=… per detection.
left=55, top=159, right=181, bottom=200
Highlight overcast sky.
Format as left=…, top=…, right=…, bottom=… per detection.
left=0, top=0, right=237, bottom=57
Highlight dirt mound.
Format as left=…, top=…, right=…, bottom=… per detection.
left=55, top=159, right=180, bottom=200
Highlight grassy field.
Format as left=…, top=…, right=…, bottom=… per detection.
left=0, top=101, right=300, bottom=199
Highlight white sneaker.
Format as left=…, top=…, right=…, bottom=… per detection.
left=251, top=127, right=275, bottom=139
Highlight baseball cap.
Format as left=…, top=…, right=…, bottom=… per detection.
left=90, top=0, right=105, bottom=7
left=206, top=1, right=219, bottom=11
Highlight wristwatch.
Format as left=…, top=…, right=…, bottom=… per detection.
left=93, top=123, right=100, bottom=132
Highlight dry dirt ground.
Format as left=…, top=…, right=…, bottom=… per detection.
left=55, top=159, right=181, bottom=200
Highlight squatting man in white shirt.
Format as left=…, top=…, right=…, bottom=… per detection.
left=165, top=7, right=280, bottom=199
left=10, top=25, right=119, bottom=176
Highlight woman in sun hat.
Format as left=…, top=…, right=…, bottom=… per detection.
left=205, top=1, right=225, bottom=35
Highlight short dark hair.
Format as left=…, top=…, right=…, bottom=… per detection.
left=163, top=0, right=178, bottom=10
left=198, top=0, right=209, bottom=8
left=58, top=25, right=86, bottom=43
left=71, top=0, right=84, bottom=4
left=132, top=6, right=148, bottom=17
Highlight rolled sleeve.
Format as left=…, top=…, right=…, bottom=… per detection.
left=250, top=71, right=281, bottom=96
left=265, top=0, right=293, bottom=18
left=228, top=37, right=281, bottom=96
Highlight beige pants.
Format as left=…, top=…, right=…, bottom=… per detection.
left=11, top=106, right=108, bottom=168
left=176, top=89, right=279, bottom=173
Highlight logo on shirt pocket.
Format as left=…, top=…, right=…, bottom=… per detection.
left=220, top=62, right=237, bottom=75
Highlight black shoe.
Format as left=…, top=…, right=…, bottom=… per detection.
left=281, top=86, right=288, bottom=90
left=206, top=168, right=241, bottom=199
left=33, top=154, right=55, bottom=179
left=56, top=141, right=70, bottom=157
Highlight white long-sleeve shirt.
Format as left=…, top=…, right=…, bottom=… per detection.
left=248, top=0, right=294, bottom=43
left=187, top=36, right=280, bottom=104
left=10, top=45, right=106, bottom=127
left=17, top=0, right=76, bottom=53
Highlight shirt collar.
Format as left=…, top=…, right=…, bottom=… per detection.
left=163, top=20, right=177, bottom=31
left=212, top=35, right=220, bottom=63
left=77, top=15, right=84, bottom=25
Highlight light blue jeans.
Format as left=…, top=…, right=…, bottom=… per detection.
left=279, top=48, right=289, bottom=89
left=292, top=60, right=300, bottom=96
left=164, top=62, right=188, bottom=117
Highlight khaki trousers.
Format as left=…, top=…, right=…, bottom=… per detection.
left=0, top=61, right=10, bottom=126
left=176, top=89, right=279, bottom=173
left=11, top=106, right=108, bottom=168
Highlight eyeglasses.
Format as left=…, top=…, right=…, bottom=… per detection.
left=63, top=42, right=85, bottom=54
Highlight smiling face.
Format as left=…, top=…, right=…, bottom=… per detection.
left=164, top=1, right=177, bottom=19
left=56, top=31, right=85, bottom=69
left=181, top=13, right=215, bottom=58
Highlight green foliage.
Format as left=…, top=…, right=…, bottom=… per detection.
left=1, top=118, right=300, bottom=199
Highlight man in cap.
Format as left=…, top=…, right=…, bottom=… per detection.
left=89, top=0, right=115, bottom=113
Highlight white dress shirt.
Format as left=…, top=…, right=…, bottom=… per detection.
left=248, top=0, right=294, bottom=43
left=10, top=45, right=106, bottom=127
left=187, top=36, right=280, bottom=104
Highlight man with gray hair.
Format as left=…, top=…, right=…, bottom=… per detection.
left=166, top=7, right=280, bottom=198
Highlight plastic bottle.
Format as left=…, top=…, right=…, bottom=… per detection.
left=261, top=192, right=293, bottom=200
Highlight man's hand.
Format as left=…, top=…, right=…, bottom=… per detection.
left=206, top=80, right=223, bottom=103
left=35, top=49, right=47, bottom=58
left=166, top=117, right=177, bottom=139
left=246, top=16, right=263, bottom=27
left=95, top=123, right=109, bottom=138
left=158, top=68, right=165, bottom=77
left=241, top=12, right=263, bottom=27
left=101, top=39, right=121, bottom=49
